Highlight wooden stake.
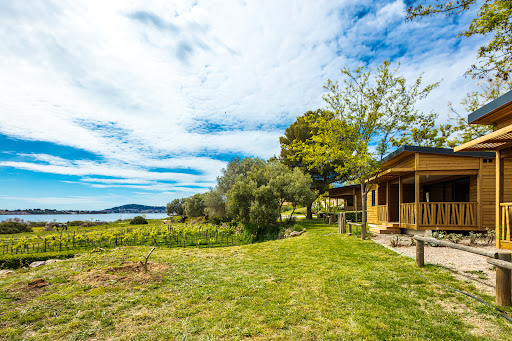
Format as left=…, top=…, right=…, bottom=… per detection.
left=496, top=252, right=511, bottom=306
left=416, top=239, right=424, bottom=268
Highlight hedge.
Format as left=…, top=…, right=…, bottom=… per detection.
left=0, top=251, right=78, bottom=269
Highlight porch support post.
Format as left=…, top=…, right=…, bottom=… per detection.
left=399, top=176, right=402, bottom=226
left=415, top=172, right=420, bottom=229
left=477, top=159, right=482, bottom=230
left=386, top=181, right=390, bottom=222
left=496, top=150, right=504, bottom=248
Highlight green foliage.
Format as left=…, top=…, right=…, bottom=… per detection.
left=344, top=211, right=362, bottom=222
left=0, top=251, right=76, bottom=269
left=130, top=216, right=148, bottom=225
left=226, top=160, right=315, bottom=236
left=203, top=188, right=226, bottom=219
left=217, top=157, right=266, bottom=195
left=166, top=198, right=185, bottom=216
left=394, top=78, right=510, bottom=148
left=407, top=0, right=512, bottom=79
left=446, top=233, right=464, bottom=244
left=184, top=193, right=206, bottom=218
left=293, top=61, right=438, bottom=226
left=0, top=219, right=33, bottom=234
left=280, top=110, right=343, bottom=197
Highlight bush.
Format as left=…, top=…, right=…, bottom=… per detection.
left=292, top=223, right=304, bottom=232
left=344, top=211, right=362, bottom=222
left=27, top=221, right=47, bottom=228
left=130, top=216, right=148, bottom=225
left=0, top=219, right=32, bottom=234
left=0, top=251, right=77, bottom=269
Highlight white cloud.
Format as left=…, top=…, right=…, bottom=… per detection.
left=0, top=0, right=489, bottom=205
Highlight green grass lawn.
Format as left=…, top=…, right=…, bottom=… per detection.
left=281, top=206, right=307, bottom=216
left=0, top=219, right=510, bottom=340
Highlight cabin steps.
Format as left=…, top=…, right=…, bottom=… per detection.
left=370, top=224, right=401, bottom=234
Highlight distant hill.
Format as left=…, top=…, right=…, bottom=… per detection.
left=102, top=204, right=166, bottom=213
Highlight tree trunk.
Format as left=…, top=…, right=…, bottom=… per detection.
left=306, top=203, right=313, bottom=219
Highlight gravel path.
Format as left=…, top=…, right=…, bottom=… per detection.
left=371, top=233, right=498, bottom=296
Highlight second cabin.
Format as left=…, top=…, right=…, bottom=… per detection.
left=330, top=145, right=512, bottom=234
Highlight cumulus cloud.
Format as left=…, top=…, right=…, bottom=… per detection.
left=0, top=0, right=487, bottom=208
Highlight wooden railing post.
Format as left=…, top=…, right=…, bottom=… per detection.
left=416, top=239, right=425, bottom=268
left=496, top=252, right=511, bottom=306
left=347, top=220, right=352, bottom=236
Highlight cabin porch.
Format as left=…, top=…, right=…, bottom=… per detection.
left=373, top=171, right=481, bottom=233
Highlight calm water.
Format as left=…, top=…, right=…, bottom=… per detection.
left=0, top=213, right=169, bottom=223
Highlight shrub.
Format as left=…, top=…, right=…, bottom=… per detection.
left=292, top=223, right=304, bottom=232
left=27, top=221, right=46, bottom=228
left=130, top=216, right=148, bottom=225
left=344, top=211, right=362, bottom=222
left=0, top=219, right=32, bottom=234
left=447, top=233, right=463, bottom=244
left=390, top=235, right=401, bottom=247
left=0, top=251, right=77, bottom=269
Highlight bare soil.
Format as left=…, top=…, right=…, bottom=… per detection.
left=71, top=261, right=173, bottom=287
left=371, top=234, right=498, bottom=295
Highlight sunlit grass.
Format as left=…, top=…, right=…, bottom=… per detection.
left=0, top=219, right=510, bottom=340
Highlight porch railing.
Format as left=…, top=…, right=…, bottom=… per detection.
left=400, top=203, right=416, bottom=225
left=420, top=202, right=477, bottom=226
left=500, top=203, right=512, bottom=246
left=377, top=205, right=388, bottom=222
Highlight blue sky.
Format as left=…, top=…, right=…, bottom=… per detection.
left=0, top=0, right=486, bottom=210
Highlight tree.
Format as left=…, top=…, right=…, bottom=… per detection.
left=203, top=188, right=226, bottom=218
left=266, top=161, right=316, bottom=222
left=166, top=198, right=185, bottom=216
left=294, top=61, right=438, bottom=233
left=226, top=160, right=315, bottom=238
left=391, top=77, right=511, bottom=147
left=217, top=157, right=265, bottom=195
left=184, top=193, right=206, bottom=218
left=407, top=0, right=512, bottom=79
left=280, top=110, right=344, bottom=218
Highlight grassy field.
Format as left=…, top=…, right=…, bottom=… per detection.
left=0, top=219, right=511, bottom=340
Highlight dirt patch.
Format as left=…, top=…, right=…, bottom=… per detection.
left=72, top=262, right=173, bottom=287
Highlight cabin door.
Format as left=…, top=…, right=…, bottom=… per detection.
left=388, top=184, right=399, bottom=222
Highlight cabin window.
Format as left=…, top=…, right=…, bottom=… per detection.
left=371, top=190, right=375, bottom=206
left=346, top=197, right=354, bottom=207
left=483, top=159, right=493, bottom=163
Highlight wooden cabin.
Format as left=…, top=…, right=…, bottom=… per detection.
left=455, top=90, right=512, bottom=250
left=328, top=184, right=363, bottom=212
left=328, top=145, right=512, bottom=234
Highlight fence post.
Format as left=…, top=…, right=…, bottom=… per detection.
left=496, top=252, right=511, bottom=306
left=44, top=238, right=46, bottom=253
left=416, top=239, right=425, bottom=268
left=328, top=215, right=333, bottom=225
left=361, top=223, right=366, bottom=240
left=347, top=221, right=352, bottom=236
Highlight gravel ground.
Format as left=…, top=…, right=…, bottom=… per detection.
left=371, top=233, right=498, bottom=296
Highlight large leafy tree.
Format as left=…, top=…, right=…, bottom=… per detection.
left=407, top=0, right=512, bottom=79
left=280, top=110, right=344, bottom=218
left=166, top=198, right=185, bottom=216
left=184, top=193, right=206, bottom=218
left=203, top=157, right=265, bottom=221
left=294, top=61, right=438, bottom=233
left=226, top=160, right=314, bottom=236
